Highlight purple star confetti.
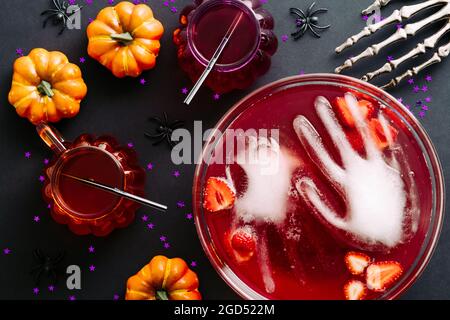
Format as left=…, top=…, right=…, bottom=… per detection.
left=387, top=56, right=394, bottom=62
left=140, top=78, right=146, bottom=85
left=48, top=285, right=55, bottom=292
left=127, top=142, right=134, bottom=148
left=69, top=295, right=76, bottom=301
left=146, top=162, right=154, bottom=170
left=88, top=245, right=95, bottom=253
left=33, top=216, right=40, bottom=223
left=33, top=288, right=39, bottom=295
left=89, top=265, right=96, bottom=272
left=186, top=213, right=193, bottom=220
left=181, top=87, right=188, bottom=95
left=190, top=261, right=197, bottom=267
left=16, top=48, right=24, bottom=56
left=421, top=85, right=428, bottom=92
left=25, top=151, right=31, bottom=159
left=160, top=235, right=167, bottom=242
left=44, top=158, right=50, bottom=165
left=419, top=111, right=426, bottom=118
left=213, top=93, right=220, bottom=100
left=3, top=248, right=11, bottom=255
left=177, top=201, right=185, bottom=208
left=407, top=78, right=414, bottom=85
left=39, top=175, right=45, bottom=183
left=141, top=215, right=149, bottom=222
left=173, top=170, right=180, bottom=178
left=147, top=223, right=155, bottom=229
left=413, top=85, right=420, bottom=93
left=425, top=75, right=432, bottom=82
left=281, top=34, right=289, bottom=42
left=422, top=105, right=429, bottom=111
left=113, top=294, right=120, bottom=301
left=164, top=242, right=171, bottom=249
left=79, top=57, right=86, bottom=64
left=425, top=96, right=432, bottom=103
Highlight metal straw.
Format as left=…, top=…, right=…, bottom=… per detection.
left=62, top=173, right=168, bottom=212
left=184, top=11, right=244, bottom=105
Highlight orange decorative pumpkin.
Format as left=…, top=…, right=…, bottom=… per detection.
left=126, top=256, right=202, bottom=300
left=8, top=48, right=87, bottom=124
left=87, top=1, right=164, bottom=78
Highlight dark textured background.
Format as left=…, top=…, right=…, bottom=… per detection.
left=0, top=0, right=448, bottom=300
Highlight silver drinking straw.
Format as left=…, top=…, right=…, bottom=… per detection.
left=62, top=173, right=168, bottom=212
left=184, top=11, right=244, bottom=105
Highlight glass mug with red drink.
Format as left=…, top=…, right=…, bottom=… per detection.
left=174, top=0, right=278, bottom=94
left=193, top=74, right=445, bottom=300
left=38, top=123, right=146, bottom=236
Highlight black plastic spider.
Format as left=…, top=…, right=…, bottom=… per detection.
left=30, top=249, right=65, bottom=285
left=290, top=2, right=330, bottom=40
left=41, top=0, right=82, bottom=35
left=145, top=113, right=185, bottom=148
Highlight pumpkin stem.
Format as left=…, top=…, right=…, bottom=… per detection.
left=156, top=290, right=169, bottom=300
left=111, top=32, right=134, bottom=45
left=37, top=80, right=54, bottom=97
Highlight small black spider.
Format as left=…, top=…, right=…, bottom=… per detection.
left=30, top=249, right=65, bottom=285
left=290, top=2, right=330, bottom=40
left=145, top=113, right=185, bottom=148
left=41, top=0, right=82, bottom=35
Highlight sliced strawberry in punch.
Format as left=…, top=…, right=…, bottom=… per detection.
left=203, top=177, right=235, bottom=213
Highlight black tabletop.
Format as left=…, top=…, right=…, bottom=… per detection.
left=0, top=0, right=449, bottom=300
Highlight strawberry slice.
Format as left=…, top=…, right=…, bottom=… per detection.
left=345, top=252, right=371, bottom=275
left=366, top=261, right=403, bottom=292
left=203, top=177, right=235, bottom=213
left=335, top=97, right=375, bottom=127
left=369, top=119, right=399, bottom=150
left=344, top=280, right=367, bottom=300
left=230, top=227, right=256, bottom=262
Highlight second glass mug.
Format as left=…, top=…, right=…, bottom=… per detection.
left=37, top=123, right=146, bottom=236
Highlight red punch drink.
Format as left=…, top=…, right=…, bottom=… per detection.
left=174, top=0, right=278, bottom=93
left=193, top=75, right=445, bottom=300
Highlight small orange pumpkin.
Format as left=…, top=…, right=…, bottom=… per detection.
left=87, top=1, right=164, bottom=78
left=8, top=48, right=87, bottom=124
left=126, top=255, right=202, bottom=300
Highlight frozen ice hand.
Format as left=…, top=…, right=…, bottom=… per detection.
left=293, top=94, right=407, bottom=249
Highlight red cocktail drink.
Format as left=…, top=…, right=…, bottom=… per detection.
left=193, top=75, right=445, bottom=300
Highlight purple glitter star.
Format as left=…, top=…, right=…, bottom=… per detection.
left=405, top=104, right=411, bottom=110
left=181, top=87, right=189, bottom=95
left=397, top=97, right=403, bottom=103
left=299, top=69, right=305, bottom=75
left=186, top=213, right=193, bottom=220
left=69, top=295, right=76, bottom=301
left=88, top=245, right=95, bottom=253
left=39, top=175, right=45, bottom=182
left=171, top=7, right=177, bottom=13
left=164, top=242, right=171, bottom=249
left=25, top=151, right=31, bottom=159
left=396, top=23, right=403, bottom=29
left=141, top=215, right=148, bottom=222
left=413, top=85, right=420, bottom=93
left=419, top=111, right=426, bottom=118
left=281, top=34, right=289, bottom=42
left=85, top=0, right=93, bottom=4
left=213, top=93, right=220, bottom=100
left=79, top=57, right=86, bottom=63
left=147, top=162, right=154, bottom=170
left=33, top=288, right=39, bottom=295
left=108, top=0, right=115, bottom=5
left=422, top=105, right=429, bottom=111
left=407, top=78, right=414, bottom=85
left=147, top=223, right=155, bottom=229
left=425, top=75, right=432, bottom=82
left=3, top=248, right=11, bottom=255
left=362, top=15, right=368, bottom=21
left=387, top=56, right=394, bottom=62
left=113, top=294, right=120, bottom=300
left=425, top=96, right=432, bottom=103
left=89, top=265, right=96, bottom=272
left=44, top=158, right=50, bottom=165
left=163, top=1, right=169, bottom=6
left=68, top=0, right=76, bottom=4
left=160, top=235, right=167, bottom=242
left=34, top=216, right=40, bottom=223
left=421, top=85, right=428, bottom=92
left=127, top=142, right=134, bottom=148
left=16, top=48, right=24, bottom=56
left=177, top=201, right=185, bottom=208
left=48, top=285, right=55, bottom=292
left=173, top=170, right=180, bottom=177
left=190, top=261, right=197, bottom=267
left=140, top=78, right=146, bottom=85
